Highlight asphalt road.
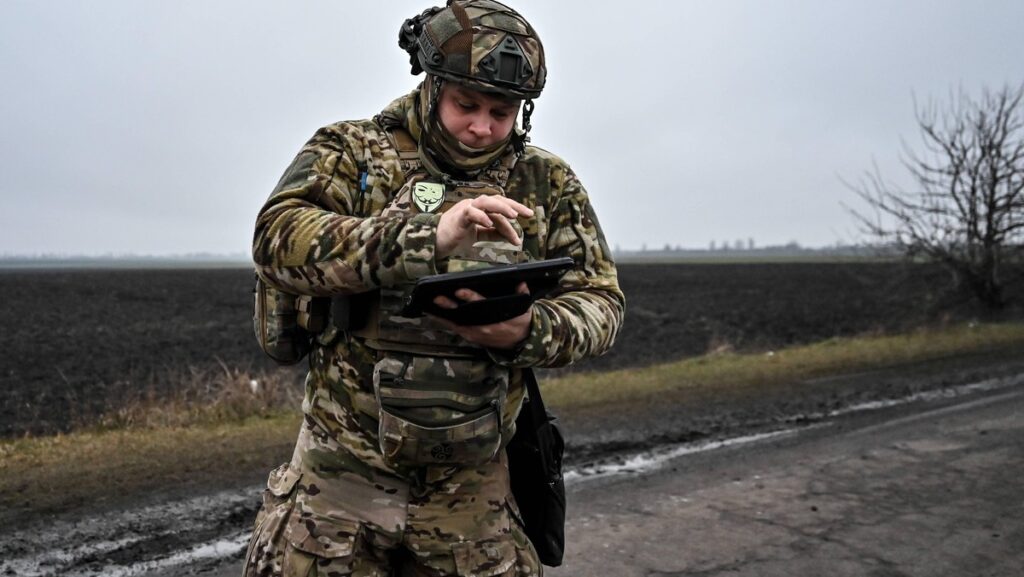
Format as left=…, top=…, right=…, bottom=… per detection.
left=192, top=382, right=1024, bottom=577
left=549, top=386, right=1024, bottom=577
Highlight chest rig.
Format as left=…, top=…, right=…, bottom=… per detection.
left=355, top=126, right=528, bottom=470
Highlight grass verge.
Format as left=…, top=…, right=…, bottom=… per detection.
left=541, top=321, right=1024, bottom=410
left=0, top=413, right=301, bottom=522
left=2, top=321, right=1023, bottom=521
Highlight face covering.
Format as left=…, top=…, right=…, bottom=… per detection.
left=416, top=75, right=512, bottom=178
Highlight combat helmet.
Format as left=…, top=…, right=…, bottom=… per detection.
left=399, top=0, right=547, bottom=100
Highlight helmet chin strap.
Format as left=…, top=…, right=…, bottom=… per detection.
left=521, top=99, right=535, bottom=136
left=428, top=75, right=443, bottom=120
left=513, top=99, right=535, bottom=155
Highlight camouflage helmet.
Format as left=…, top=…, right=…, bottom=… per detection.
left=399, top=0, right=547, bottom=99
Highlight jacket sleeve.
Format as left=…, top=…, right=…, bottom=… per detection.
left=490, top=164, right=625, bottom=368
left=252, top=125, right=439, bottom=296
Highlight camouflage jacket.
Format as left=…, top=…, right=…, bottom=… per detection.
left=252, top=89, right=624, bottom=470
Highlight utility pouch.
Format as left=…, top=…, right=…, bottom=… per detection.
left=295, top=295, right=330, bottom=334
left=373, top=352, right=509, bottom=468
left=253, top=274, right=313, bottom=365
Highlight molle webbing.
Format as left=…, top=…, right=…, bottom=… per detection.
left=374, top=351, right=510, bottom=467
left=346, top=125, right=525, bottom=354
left=390, top=127, right=421, bottom=177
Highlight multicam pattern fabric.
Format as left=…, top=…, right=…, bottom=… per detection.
left=247, top=85, right=623, bottom=575
left=401, top=0, right=546, bottom=99
left=253, top=85, right=623, bottom=367
left=244, top=425, right=541, bottom=577
left=350, top=164, right=527, bottom=357
left=418, top=75, right=511, bottom=176
left=374, top=352, right=509, bottom=468
left=253, top=275, right=312, bottom=365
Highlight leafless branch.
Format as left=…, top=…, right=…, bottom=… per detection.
left=845, top=84, right=1024, bottom=309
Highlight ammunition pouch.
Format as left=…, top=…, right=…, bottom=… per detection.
left=295, top=295, right=330, bottom=334
left=253, top=275, right=313, bottom=365
left=373, top=352, right=510, bottom=468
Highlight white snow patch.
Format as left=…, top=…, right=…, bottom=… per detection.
left=564, top=429, right=803, bottom=484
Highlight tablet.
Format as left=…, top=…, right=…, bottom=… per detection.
left=401, top=257, right=575, bottom=325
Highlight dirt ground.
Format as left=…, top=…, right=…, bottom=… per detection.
left=2, top=349, right=1023, bottom=576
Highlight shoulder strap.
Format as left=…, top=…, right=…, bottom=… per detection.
left=523, top=368, right=546, bottom=416
left=385, top=126, right=421, bottom=178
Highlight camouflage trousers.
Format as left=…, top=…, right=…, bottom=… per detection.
left=243, top=419, right=542, bottom=577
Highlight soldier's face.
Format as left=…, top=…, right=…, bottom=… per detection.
left=437, top=84, right=521, bottom=148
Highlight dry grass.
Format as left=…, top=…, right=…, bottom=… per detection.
left=83, top=360, right=304, bottom=431
left=540, top=321, right=1024, bottom=409
left=0, top=413, right=301, bottom=520
left=0, top=362, right=306, bottom=519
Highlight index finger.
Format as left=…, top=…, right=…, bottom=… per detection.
left=473, top=196, right=534, bottom=218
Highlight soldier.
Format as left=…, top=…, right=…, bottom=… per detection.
left=245, top=1, right=624, bottom=575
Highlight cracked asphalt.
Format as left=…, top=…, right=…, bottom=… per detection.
left=548, top=386, right=1024, bottom=577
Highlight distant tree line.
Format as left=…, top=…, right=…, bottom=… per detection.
left=612, top=241, right=890, bottom=260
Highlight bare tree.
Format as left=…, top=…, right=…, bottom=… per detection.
left=848, top=84, right=1024, bottom=309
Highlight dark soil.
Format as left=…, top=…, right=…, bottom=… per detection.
left=594, top=261, right=1009, bottom=374
left=0, top=268, right=302, bottom=437
left=1, top=262, right=1018, bottom=437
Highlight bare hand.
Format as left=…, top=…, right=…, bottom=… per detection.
left=436, top=196, right=534, bottom=259
left=430, top=282, right=532, bottom=350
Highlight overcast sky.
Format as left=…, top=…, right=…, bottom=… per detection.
left=2, top=0, right=1023, bottom=255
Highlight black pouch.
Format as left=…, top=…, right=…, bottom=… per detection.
left=506, top=369, right=566, bottom=567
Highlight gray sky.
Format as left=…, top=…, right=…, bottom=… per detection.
left=2, top=0, right=1023, bottom=255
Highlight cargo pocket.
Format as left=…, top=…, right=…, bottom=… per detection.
left=282, top=506, right=360, bottom=577
left=506, top=499, right=544, bottom=576
left=452, top=534, right=518, bottom=577
left=244, top=464, right=302, bottom=577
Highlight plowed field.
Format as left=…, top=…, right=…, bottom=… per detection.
left=1, top=262, right=1013, bottom=436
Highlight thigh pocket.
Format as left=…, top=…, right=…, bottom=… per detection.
left=282, top=506, right=360, bottom=577
left=245, top=464, right=303, bottom=577
left=452, top=534, right=517, bottom=577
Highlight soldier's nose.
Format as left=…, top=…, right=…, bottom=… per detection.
left=467, top=117, right=491, bottom=138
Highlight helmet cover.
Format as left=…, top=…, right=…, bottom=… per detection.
left=399, top=0, right=546, bottom=99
